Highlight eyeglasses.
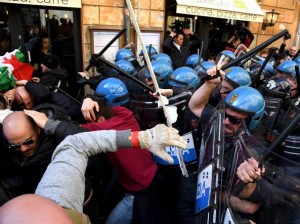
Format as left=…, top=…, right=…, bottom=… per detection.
left=225, top=113, right=246, bottom=125
left=9, top=139, right=34, bottom=150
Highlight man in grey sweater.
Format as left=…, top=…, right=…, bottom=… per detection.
left=0, top=123, right=187, bottom=224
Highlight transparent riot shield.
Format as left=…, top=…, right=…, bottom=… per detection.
left=233, top=44, right=265, bottom=80
left=129, top=93, right=165, bottom=130
left=224, top=129, right=268, bottom=224
left=225, top=99, right=300, bottom=224
left=262, top=97, right=283, bottom=144
left=195, top=105, right=225, bottom=224
left=129, top=91, right=199, bottom=166
left=262, top=97, right=283, bottom=132
left=128, top=91, right=192, bottom=130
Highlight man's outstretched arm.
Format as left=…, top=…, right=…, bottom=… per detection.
left=35, top=124, right=187, bottom=212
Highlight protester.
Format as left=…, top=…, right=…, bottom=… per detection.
left=279, top=36, right=298, bottom=59
left=0, top=124, right=187, bottom=223
left=80, top=97, right=165, bottom=223
left=31, top=36, right=51, bottom=73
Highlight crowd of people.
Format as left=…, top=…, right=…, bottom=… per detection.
left=0, top=22, right=299, bottom=224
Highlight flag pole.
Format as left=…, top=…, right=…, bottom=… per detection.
left=125, top=0, right=188, bottom=176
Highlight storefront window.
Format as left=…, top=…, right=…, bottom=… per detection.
left=0, top=6, right=78, bottom=96
left=21, top=8, right=74, bottom=63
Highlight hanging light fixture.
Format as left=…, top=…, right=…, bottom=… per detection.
left=262, top=9, right=280, bottom=30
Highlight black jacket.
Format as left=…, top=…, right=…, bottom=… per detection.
left=163, top=34, right=201, bottom=69
left=0, top=120, right=87, bottom=204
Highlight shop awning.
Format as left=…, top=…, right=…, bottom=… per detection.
left=176, top=0, right=264, bottom=22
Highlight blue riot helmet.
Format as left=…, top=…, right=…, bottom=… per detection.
left=139, top=45, right=158, bottom=60
left=224, top=66, right=251, bottom=88
left=95, top=77, right=129, bottom=106
left=257, top=60, right=276, bottom=80
left=216, top=50, right=236, bottom=67
left=152, top=53, right=172, bottom=65
left=260, top=76, right=291, bottom=100
left=115, top=59, right=137, bottom=77
left=143, top=60, right=173, bottom=88
left=194, top=61, right=216, bottom=80
left=115, top=48, right=136, bottom=62
left=247, top=60, right=275, bottom=83
left=186, top=54, right=203, bottom=69
left=277, top=60, right=297, bottom=76
left=293, top=55, right=300, bottom=65
left=225, top=86, right=265, bottom=131
left=116, top=48, right=141, bottom=70
left=168, top=66, right=200, bottom=93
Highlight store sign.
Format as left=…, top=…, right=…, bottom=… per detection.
left=176, top=0, right=264, bottom=22
left=0, top=0, right=81, bottom=8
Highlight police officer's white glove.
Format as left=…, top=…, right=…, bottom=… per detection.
left=138, top=124, right=187, bottom=164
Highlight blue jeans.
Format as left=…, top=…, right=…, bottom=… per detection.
left=105, top=194, right=134, bottom=224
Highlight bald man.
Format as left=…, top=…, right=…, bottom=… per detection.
left=3, top=111, right=40, bottom=157
left=279, top=37, right=298, bottom=59
left=0, top=124, right=187, bottom=224
left=1, top=111, right=86, bottom=201
left=0, top=194, right=73, bottom=224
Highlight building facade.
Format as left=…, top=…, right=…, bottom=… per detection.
left=0, top=0, right=299, bottom=81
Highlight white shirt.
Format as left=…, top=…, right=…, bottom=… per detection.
left=173, top=41, right=181, bottom=52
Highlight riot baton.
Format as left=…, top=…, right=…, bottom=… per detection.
left=252, top=48, right=276, bottom=88
left=97, top=56, right=155, bottom=93
left=222, top=29, right=288, bottom=70
left=85, top=28, right=126, bottom=71
left=201, top=29, right=289, bottom=82
left=51, top=85, right=82, bottom=105
left=232, top=95, right=300, bottom=197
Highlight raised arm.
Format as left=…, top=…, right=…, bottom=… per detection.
left=35, top=124, right=187, bottom=212
left=188, top=67, right=221, bottom=117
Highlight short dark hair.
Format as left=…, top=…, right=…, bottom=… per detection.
left=92, top=97, right=115, bottom=119
left=174, top=31, right=184, bottom=38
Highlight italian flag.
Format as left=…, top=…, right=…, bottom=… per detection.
left=0, top=49, right=34, bottom=92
